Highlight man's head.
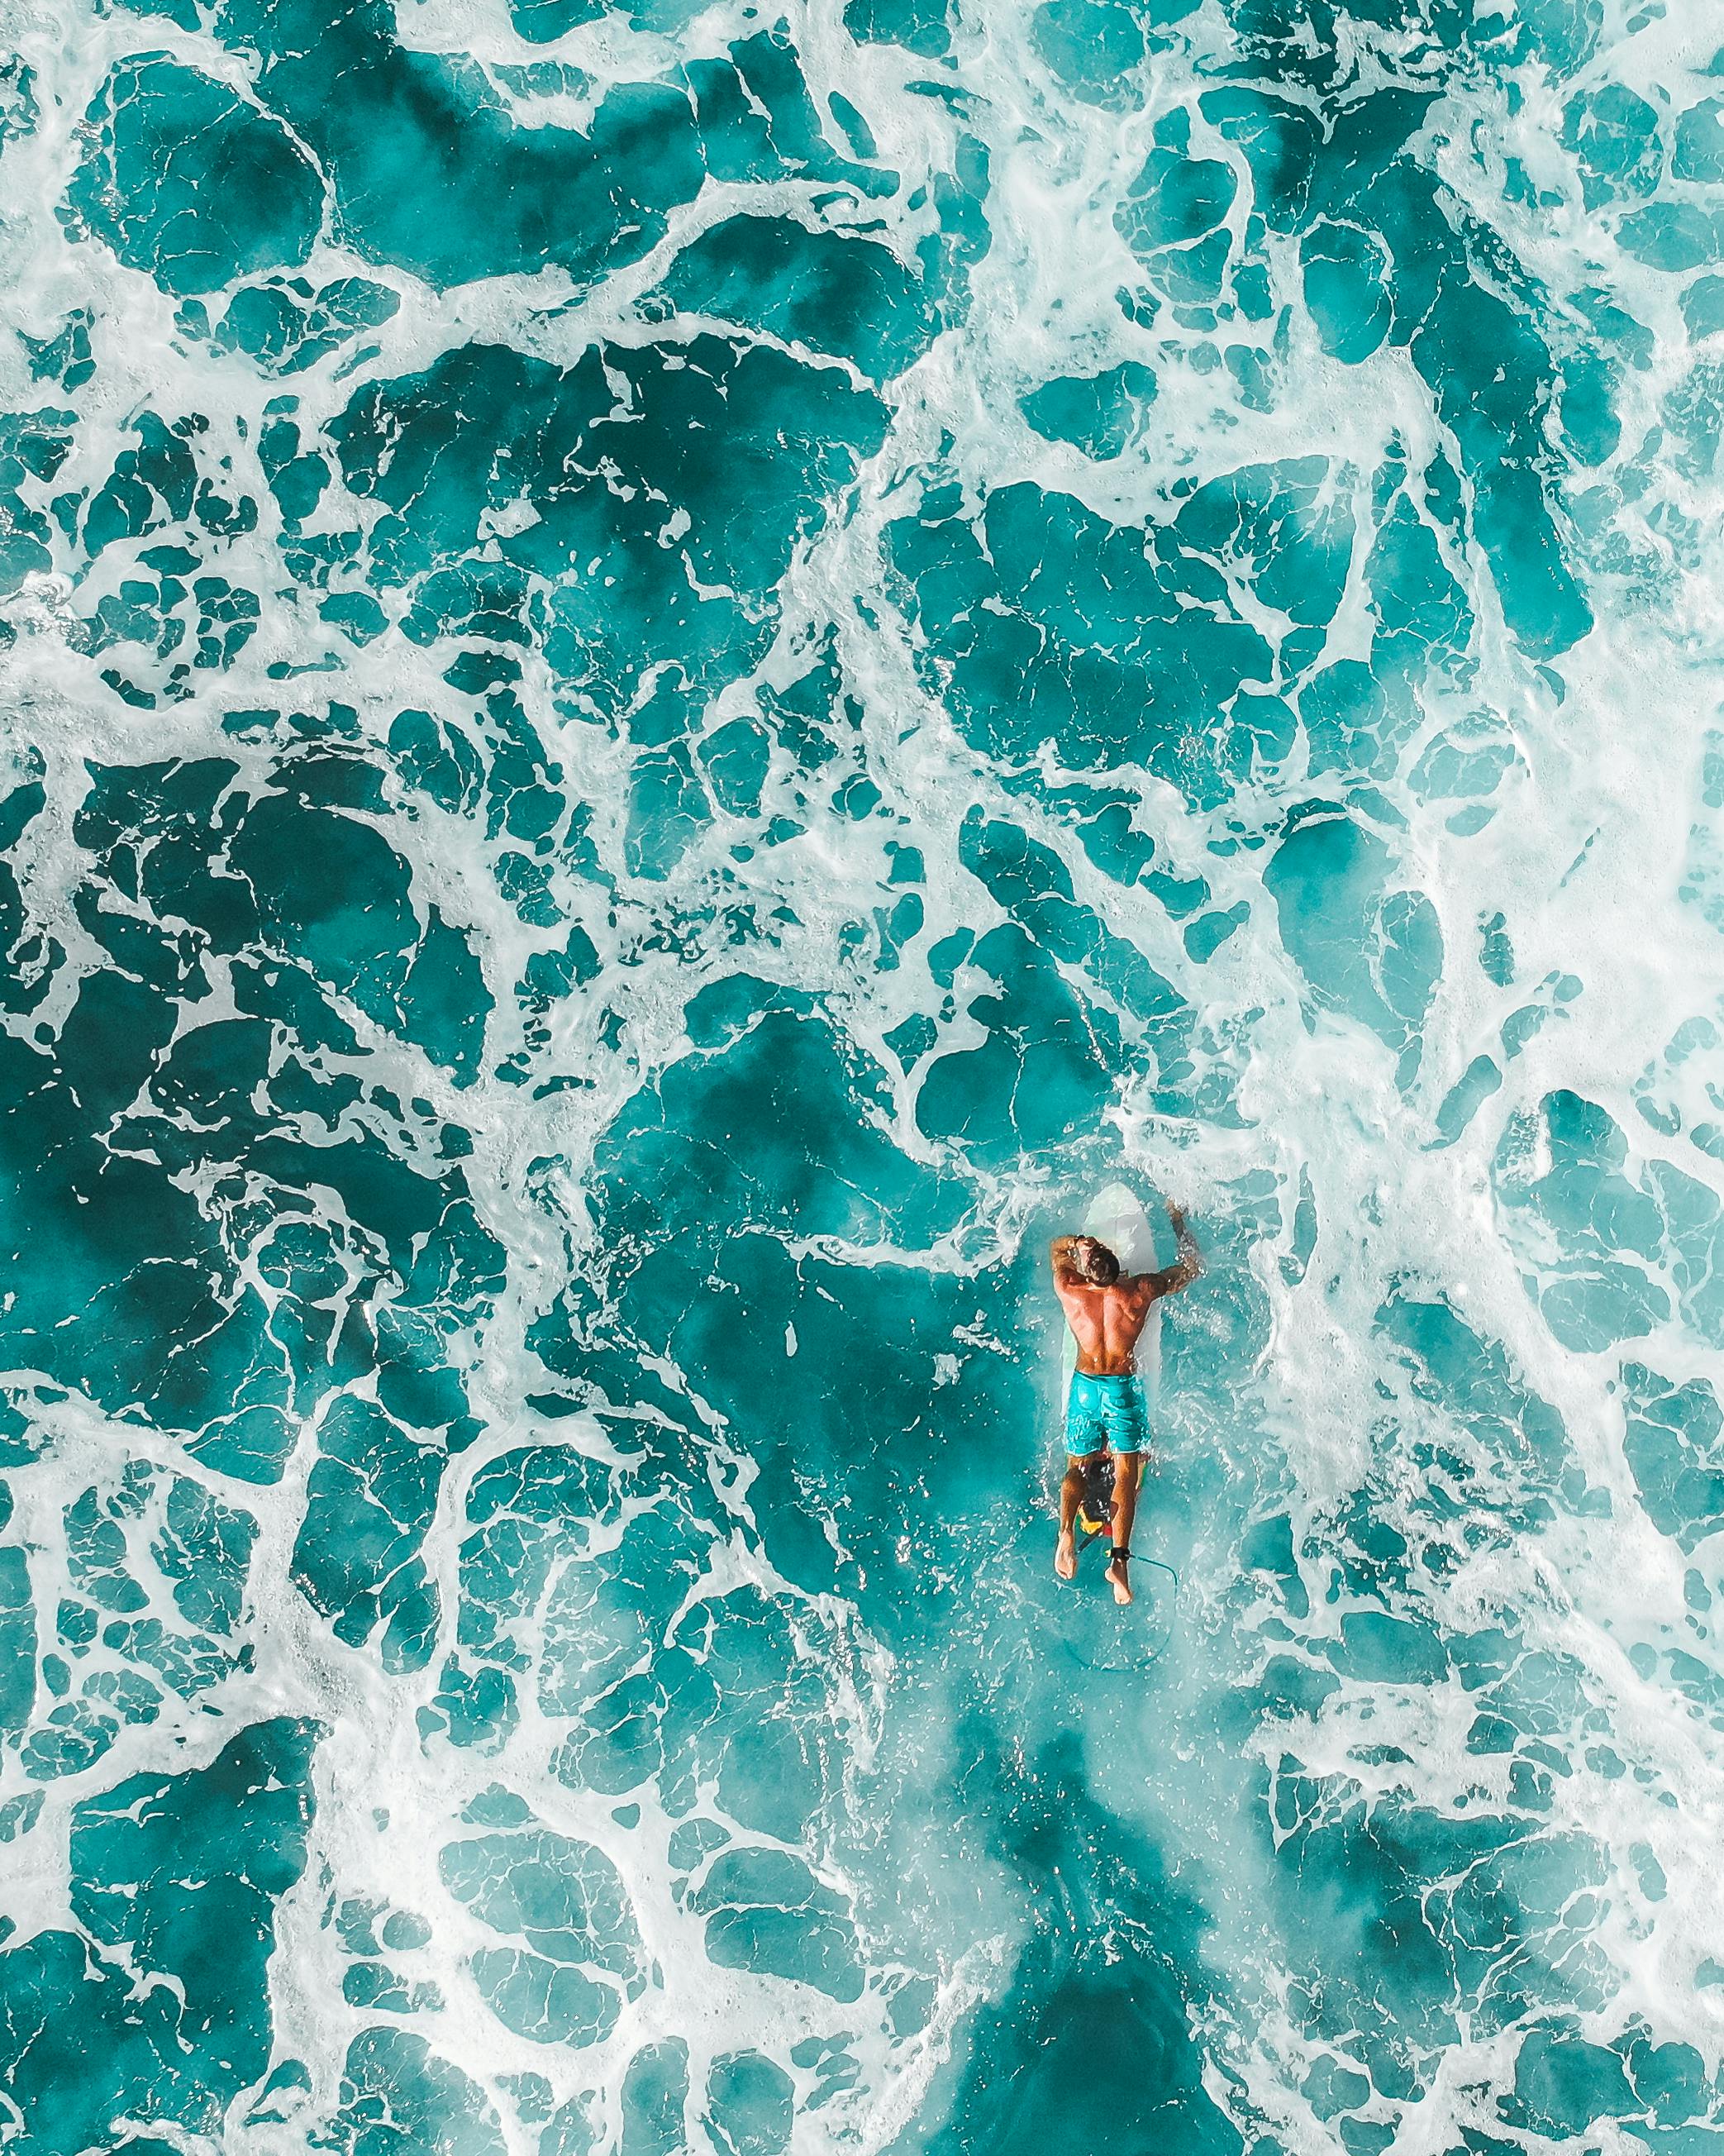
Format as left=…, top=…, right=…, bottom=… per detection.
left=1071, top=1236, right=1120, bottom=1285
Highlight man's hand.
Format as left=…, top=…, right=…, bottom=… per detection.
left=1152, top=1204, right=1202, bottom=1296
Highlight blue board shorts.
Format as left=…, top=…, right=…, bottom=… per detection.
left=1065, top=1371, right=1150, bottom=1457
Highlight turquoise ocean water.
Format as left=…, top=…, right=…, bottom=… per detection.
left=2, top=1, right=1724, bottom=2149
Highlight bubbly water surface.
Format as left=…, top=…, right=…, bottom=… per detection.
left=2, top=2, right=1724, bottom=2151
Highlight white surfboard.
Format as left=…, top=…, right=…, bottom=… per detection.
left=1059, top=1181, right=1163, bottom=1414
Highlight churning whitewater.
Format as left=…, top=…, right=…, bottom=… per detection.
left=1, top=0, right=1722, bottom=2150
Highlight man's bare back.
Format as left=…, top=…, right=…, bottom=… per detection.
left=1050, top=1205, right=1201, bottom=1604
left=1052, top=1263, right=1156, bottom=1375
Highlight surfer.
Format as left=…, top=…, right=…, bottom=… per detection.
left=1051, top=1204, right=1201, bottom=1605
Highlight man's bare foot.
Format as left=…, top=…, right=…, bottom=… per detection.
left=1055, top=1530, right=1077, bottom=1581
left=1105, top=1556, right=1134, bottom=1605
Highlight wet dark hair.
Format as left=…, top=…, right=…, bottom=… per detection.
left=1077, top=1238, right=1120, bottom=1285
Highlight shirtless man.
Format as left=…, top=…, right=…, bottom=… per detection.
left=1051, top=1204, right=1201, bottom=1604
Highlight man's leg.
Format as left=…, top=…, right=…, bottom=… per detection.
left=1104, top=1453, right=1142, bottom=1605
left=1055, top=1452, right=1096, bottom=1580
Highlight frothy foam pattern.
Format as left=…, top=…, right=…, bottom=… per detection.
left=1, top=1, right=1722, bottom=2150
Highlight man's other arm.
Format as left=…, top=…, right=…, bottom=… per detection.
left=1149, top=1204, right=1202, bottom=1297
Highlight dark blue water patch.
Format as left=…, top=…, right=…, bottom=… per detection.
left=1194, top=73, right=1591, bottom=655
left=178, top=273, right=400, bottom=376
left=683, top=31, right=900, bottom=197
left=1032, top=0, right=1201, bottom=109
left=0, top=53, right=36, bottom=141
left=0, top=746, right=502, bottom=1490
left=845, top=0, right=954, bottom=60
left=657, top=217, right=933, bottom=377
left=1626, top=202, right=1724, bottom=286
left=1621, top=1366, right=1724, bottom=1555
left=1117, top=141, right=1236, bottom=260
left=903, top=1721, right=1243, bottom=2156
left=1021, top=360, right=1159, bottom=460
left=507, top=0, right=606, bottom=41
left=0, top=410, right=73, bottom=594
left=887, top=476, right=1294, bottom=809
left=74, top=410, right=226, bottom=564
left=913, top=919, right=1145, bottom=1156
left=955, top=810, right=1193, bottom=1061
left=1675, top=97, right=1724, bottom=184
left=0, top=1720, right=317, bottom=2153
left=96, top=3, right=902, bottom=293
left=19, top=308, right=94, bottom=392
left=329, top=336, right=885, bottom=718
left=440, top=1820, right=650, bottom=2041
left=1370, top=491, right=1474, bottom=685
left=702, top=2050, right=795, bottom=2156
left=207, top=0, right=700, bottom=290
left=696, top=1847, right=866, bottom=2001
left=1494, top=1092, right=1676, bottom=1352
left=1303, top=221, right=1392, bottom=362
left=64, top=55, right=325, bottom=298
left=1410, top=279, right=1592, bottom=656
left=0, top=1530, right=32, bottom=1743
left=1562, top=82, right=1663, bottom=211
left=599, top=1001, right=962, bottom=1250
left=1263, top=803, right=1441, bottom=1074
left=292, top=1396, right=445, bottom=1667
left=323, top=2027, right=507, bottom=2156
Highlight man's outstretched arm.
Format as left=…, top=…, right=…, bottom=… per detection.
left=1150, top=1204, right=1202, bottom=1297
